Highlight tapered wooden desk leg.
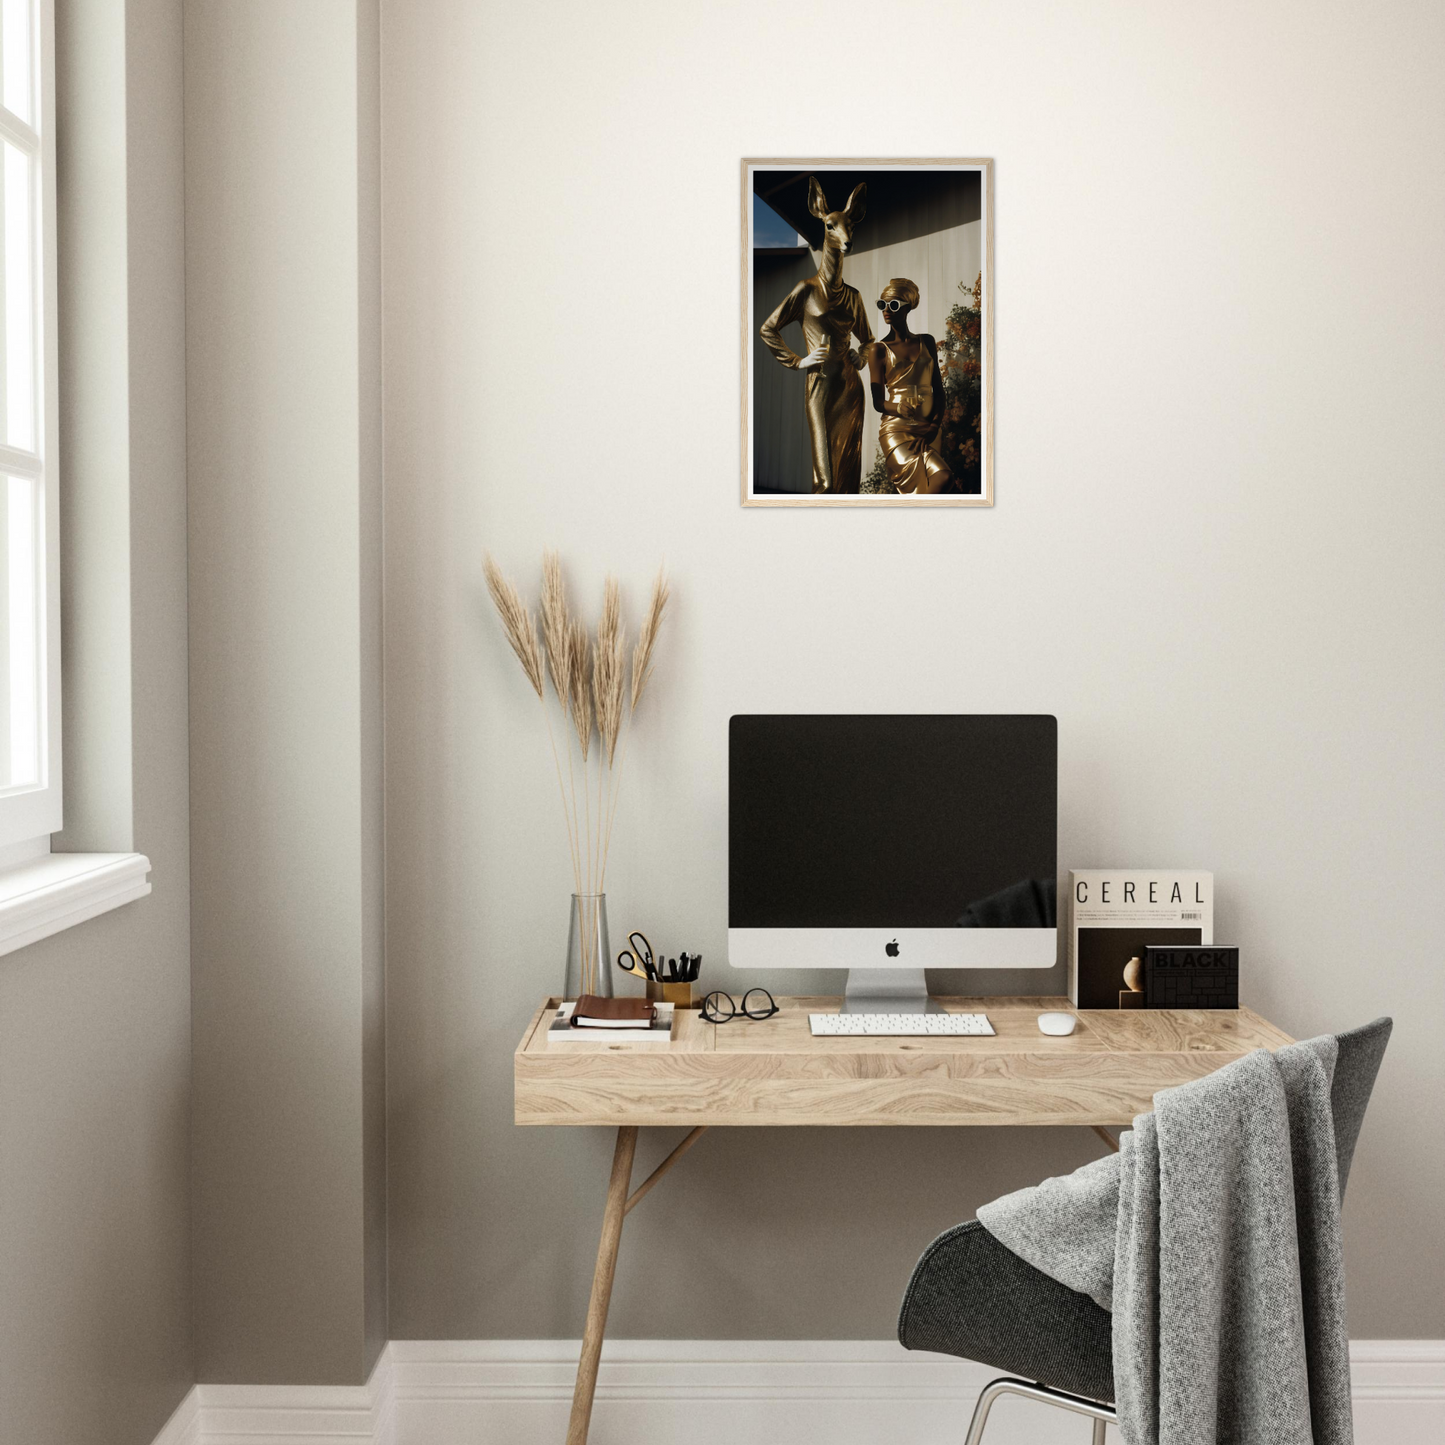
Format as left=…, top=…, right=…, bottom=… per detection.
left=566, top=1125, right=638, bottom=1445
left=1091, top=1125, right=1120, bottom=1153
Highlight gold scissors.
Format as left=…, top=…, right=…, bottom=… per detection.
left=616, top=930, right=657, bottom=982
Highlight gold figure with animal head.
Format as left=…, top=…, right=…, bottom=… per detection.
left=759, top=178, right=873, bottom=494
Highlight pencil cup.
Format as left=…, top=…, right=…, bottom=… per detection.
left=647, top=980, right=693, bottom=1009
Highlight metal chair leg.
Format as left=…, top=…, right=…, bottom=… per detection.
left=963, top=1377, right=1117, bottom=1445
left=962, top=1378, right=1009, bottom=1445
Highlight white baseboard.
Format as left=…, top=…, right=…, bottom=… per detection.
left=150, top=1339, right=1445, bottom=1445
left=149, top=1352, right=394, bottom=1445
left=150, top=1386, right=200, bottom=1445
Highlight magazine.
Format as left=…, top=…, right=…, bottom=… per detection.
left=1068, top=870, right=1213, bottom=1009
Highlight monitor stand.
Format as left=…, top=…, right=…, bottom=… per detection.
left=841, top=968, right=941, bottom=1015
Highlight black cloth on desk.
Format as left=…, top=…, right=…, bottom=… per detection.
left=956, top=876, right=1056, bottom=929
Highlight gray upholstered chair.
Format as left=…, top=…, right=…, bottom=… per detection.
left=898, top=1018, right=1392, bottom=1443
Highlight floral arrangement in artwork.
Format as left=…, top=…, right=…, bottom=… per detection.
left=937, top=271, right=984, bottom=493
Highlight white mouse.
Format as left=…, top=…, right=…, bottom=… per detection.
left=1037, top=1011, right=1078, bottom=1036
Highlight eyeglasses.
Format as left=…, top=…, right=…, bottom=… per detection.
left=700, top=988, right=779, bottom=1023
left=876, top=298, right=910, bottom=313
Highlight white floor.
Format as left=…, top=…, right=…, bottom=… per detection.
left=153, top=1338, right=1445, bottom=1445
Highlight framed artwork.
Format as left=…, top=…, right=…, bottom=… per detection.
left=741, top=158, right=994, bottom=508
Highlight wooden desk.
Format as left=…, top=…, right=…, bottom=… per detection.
left=514, top=995, right=1293, bottom=1444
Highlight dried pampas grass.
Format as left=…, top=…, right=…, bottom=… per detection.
left=593, top=578, right=625, bottom=767
left=567, top=618, right=593, bottom=761
left=540, top=550, right=572, bottom=710
left=483, top=555, right=544, bottom=700
left=483, top=551, right=669, bottom=922
left=631, top=568, right=669, bottom=710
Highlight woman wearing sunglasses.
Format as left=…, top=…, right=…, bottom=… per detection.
left=860, top=278, right=954, bottom=494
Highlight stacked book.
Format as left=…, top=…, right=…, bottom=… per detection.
left=546, top=997, right=676, bottom=1045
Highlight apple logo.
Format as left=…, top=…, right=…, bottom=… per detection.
left=885, top=939, right=900, bottom=957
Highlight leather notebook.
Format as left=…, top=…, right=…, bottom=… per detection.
left=571, top=995, right=657, bottom=1029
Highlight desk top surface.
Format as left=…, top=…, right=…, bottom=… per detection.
left=514, top=996, right=1293, bottom=1128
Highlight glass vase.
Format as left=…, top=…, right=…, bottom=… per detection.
left=564, top=893, right=612, bottom=1001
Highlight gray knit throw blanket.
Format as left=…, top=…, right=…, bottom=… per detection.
left=977, top=1038, right=1353, bottom=1445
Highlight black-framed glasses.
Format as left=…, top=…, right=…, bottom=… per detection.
left=876, top=297, right=909, bottom=312
left=701, top=988, right=778, bottom=1023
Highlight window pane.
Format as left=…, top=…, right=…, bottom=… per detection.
left=1, top=140, right=33, bottom=452
left=0, top=473, right=39, bottom=789
left=1, top=0, right=31, bottom=126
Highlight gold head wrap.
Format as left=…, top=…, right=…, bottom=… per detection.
left=880, top=278, right=920, bottom=311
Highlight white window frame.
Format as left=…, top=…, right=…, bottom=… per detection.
left=0, top=0, right=59, bottom=853
left=0, top=0, right=150, bottom=955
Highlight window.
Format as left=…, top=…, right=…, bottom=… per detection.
left=0, top=0, right=149, bottom=951
left=0, top=0, right=57, bottom=855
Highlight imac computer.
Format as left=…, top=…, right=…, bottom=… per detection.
left=728, top=714, right=1058, bottom=1013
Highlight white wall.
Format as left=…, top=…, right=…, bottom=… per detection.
left=382, top=0, right=1445, bottom=1342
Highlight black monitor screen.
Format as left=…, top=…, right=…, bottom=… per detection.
left=728, top=715, right=1057, bottom=929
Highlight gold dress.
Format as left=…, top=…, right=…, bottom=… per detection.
left=760, top=275, right=873, bottom=494
left=870, top=339, right=952, bottom=494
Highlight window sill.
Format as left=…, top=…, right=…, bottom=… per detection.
left=0, top=852, right=152, bottom=958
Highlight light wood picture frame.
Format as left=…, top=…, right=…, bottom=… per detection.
left=741, top=158, right=994, bottom=508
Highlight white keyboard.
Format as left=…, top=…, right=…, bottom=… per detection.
left=808, top=1012, right=995, bottom=1037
